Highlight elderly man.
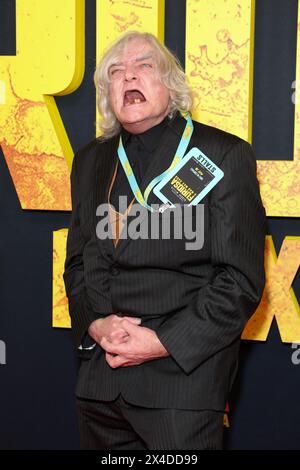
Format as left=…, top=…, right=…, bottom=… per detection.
left=63, top=31, right=266, bottom=450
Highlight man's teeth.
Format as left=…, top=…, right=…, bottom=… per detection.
left=134, top=98, right=141, bottom=104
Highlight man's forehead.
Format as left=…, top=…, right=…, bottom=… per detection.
left=113, top=42, right=156, bottom=65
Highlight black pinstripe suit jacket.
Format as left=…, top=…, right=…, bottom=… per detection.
left=63, top=114, right=266, bottom=410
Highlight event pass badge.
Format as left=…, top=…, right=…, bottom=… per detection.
left=153, top=147, right=224, bottom=207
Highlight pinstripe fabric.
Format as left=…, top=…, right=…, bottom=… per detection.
left=63, top=113, right=266, bottom=411
left=76, top=395, right=223, bottom=450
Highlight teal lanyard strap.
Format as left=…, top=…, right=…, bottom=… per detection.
left=117, top=112, right=194, bottom=212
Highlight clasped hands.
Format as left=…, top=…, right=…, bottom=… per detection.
left=88, top=314, right=169, bottom=368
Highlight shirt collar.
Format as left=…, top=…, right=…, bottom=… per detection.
left=121, top=111, right=186, bottom=152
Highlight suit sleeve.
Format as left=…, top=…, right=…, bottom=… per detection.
left=156, top=140, right=266, bottom=375
left=63, top=155, right=100, bottom=346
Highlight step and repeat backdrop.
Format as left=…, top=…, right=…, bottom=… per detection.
left=0, top=0, right=299, bottom=450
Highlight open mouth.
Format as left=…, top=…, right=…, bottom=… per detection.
left=123, top=90, right=146, bottom=106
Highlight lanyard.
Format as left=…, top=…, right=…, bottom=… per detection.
left=117, top=112, right=194, bottom=212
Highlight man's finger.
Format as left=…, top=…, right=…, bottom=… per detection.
left=123, top=317, right=141, bottom=325
left=105, top=352, right=127, bottom=368
left=100, top=336, right=128, bottom=355
left=109, top=333, right=129, bottom=345
left=110, top=330, right=129, bottom=340
left=120, top=318, right=141, bottom=335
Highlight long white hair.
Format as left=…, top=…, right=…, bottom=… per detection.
left=94, top=31, right=193, bottom=139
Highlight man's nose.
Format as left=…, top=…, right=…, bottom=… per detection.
left=124, top=64, right=137, bottom=81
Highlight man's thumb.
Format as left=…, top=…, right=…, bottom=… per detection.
left=124, top=317, right=141, bottom=325
left=122, top=318, right=140, bottom=333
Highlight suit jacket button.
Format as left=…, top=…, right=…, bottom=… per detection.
left=110, top=266, right=120, bottom=276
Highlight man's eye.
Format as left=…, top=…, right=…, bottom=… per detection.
left=110, top=68, right=122, bottom=76
left=141, top=63, right=152, bottom=68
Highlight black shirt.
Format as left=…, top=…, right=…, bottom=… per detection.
left=110, top=116, right=170, bottom=213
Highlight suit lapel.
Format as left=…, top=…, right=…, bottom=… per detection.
left=93, top=136, right=119, bottom=257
